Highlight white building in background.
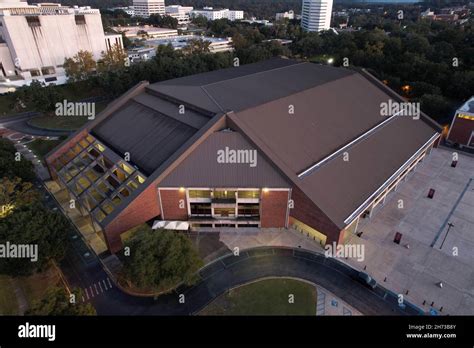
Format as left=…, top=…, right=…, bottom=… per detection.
left=301, top=0, right=333, bottom=32
left=112, top=25, right=177, bottom=39
left=133, top=0, right=165, bottom=18
left=227, top=10, right=244, bottom=21
left=190, top=7, right=243, bottom=21
left=165, top=5, right=193, bottom=26
left=276, top=10, right=295, bottom=20
left=0, top=0, right=122, bottom=92
left=109, top=6, right=135, bottom=16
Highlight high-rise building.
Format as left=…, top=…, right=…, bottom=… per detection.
left=133, top=0, right=165, bottom=18
left=0, top=0, right=122, bottom=92
left=301, top=0, right=333, bottom=32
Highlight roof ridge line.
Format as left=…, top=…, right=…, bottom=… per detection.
left=201, top=60, right=307, bottom=88
left=200, top=85, right=226, bottom=113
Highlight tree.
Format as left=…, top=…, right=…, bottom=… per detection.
left=14, top=80, right=64, bottom=113
left=0, top=203, right=70, bottom=276
left=0, top=177, right=40, bottom=218
left=26, top=287, right=96, bottom=315
left=191, top=15, right=208, bottom=28
left=122, top=226, right=203, bottom=292
left=420, top=93, right=454, bottom=121
left=0, top=138, right=36, bottom=182
left=181, top=38, right=211, bottom=55
left=148, top=14, right=178, bottom=29
left=99, top=43, right=128, bottom=72
left=63, top=50, right=97, bottom=82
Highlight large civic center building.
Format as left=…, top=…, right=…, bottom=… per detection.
left=46, top=58, right=442, bottom=253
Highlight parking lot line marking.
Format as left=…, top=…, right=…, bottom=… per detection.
left=85, top=288, right=90, bottom=300
left=102, top=279, right=108, bottom=290
left=94, top=284, right=99, bottom=295
left=89, top=286, right=95, bottom=298
left=107, top=278, right=113, bottom=288
left=98, top=282, right=103, bottom=292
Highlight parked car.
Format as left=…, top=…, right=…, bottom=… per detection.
left=357, top=272, right=377, bottom=289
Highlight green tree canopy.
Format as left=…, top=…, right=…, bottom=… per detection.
left=0, top=138, right=36, bottom=182
left=0, top=203, right=70, bottom=276
left=122, top=226, right=203, bottom=292
left=63, top=50, right=97, bottom=82
left=26, top=287, right=96, bottom=315
left=0, top=177, right=40, bottom=218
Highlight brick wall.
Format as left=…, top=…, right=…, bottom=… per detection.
left=159, top=189, right=188, bottom=220
left=289, top=186, right=342, bottom=245
left=260, top=190, right=289, bottom=228
left=104, top=184, right=161, bottom=253
left=448, top=118, right=474, bottom=146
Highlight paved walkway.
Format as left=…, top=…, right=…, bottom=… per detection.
left=219, top=228, right=324, bottom=254
left=315, top=285, right=361, bottom=316
left=346, top=148, right=474, bottom=315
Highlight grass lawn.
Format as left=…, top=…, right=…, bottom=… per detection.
left=0, top=275, right=19, bottom=315
left=0, top=266, right=61, bottom=315
left=28, top=137, right=66, bottom=161
left=28, top=102, right=107, bottom=131
left=17, top=266, right=61, bottom=308
left=200, top=278, right=317, bottom=316
left=29, top=114, right=90, bottom=131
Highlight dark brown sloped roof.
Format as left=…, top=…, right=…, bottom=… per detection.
left=148, top=58, right=354, bottom=113
left=92, top=100, right=199, bottom=175
left=230, top=72, right=401, bottom=174
left=82, top=58, right=441, bottom=230
left=298, top=116, right=438, bottom=228
left=160, top=130, right=291, bottom=188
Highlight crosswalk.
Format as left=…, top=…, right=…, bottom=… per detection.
left=81, top=278, right=113, bottom=302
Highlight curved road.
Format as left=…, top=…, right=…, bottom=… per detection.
left=0, top=112, right=72, bottom=137
left=61, top=243, right=422, bottom=316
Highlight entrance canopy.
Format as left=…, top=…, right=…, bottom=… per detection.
left=152, top=220, right=189, bottom=231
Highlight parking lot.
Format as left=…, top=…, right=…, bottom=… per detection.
left=346, top=147, right=474, bottom=315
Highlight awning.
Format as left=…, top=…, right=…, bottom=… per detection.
left=152, top=220, right=189, bottom=231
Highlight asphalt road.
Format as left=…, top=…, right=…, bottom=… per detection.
left=61, top=240, right=423, bottom=316
left=0, top=112, right=71, bottom=137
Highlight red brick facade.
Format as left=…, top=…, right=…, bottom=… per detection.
left=260, top=190, right=289, bottom=228
left=159, top=189, right=188, bottom=220
left=289, top=186, right=342, bottom=245
left=104, top=184, right=161, bottom=253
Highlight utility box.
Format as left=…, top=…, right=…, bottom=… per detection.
left=428, top=188, right=435, bottom=199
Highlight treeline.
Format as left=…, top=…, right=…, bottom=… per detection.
left=194, top=13, right=473, bottom=122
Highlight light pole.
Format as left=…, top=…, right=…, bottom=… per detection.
left=439, top=222, right=454, bottom=250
